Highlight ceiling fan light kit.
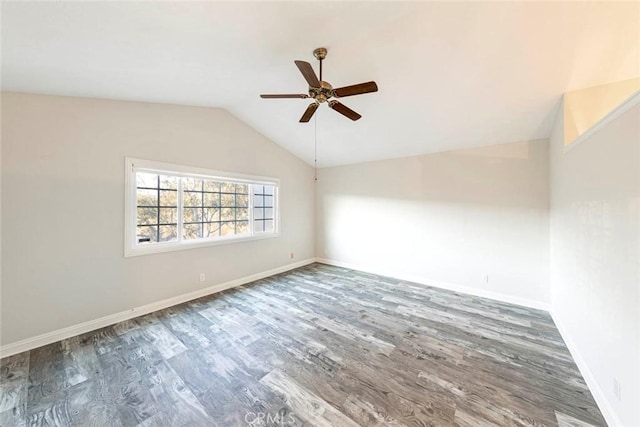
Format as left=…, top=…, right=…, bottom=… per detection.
left=260, top=47, right=378, bottom=122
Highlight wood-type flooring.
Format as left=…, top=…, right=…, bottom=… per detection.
left=0, top=263, right=606, bottom=426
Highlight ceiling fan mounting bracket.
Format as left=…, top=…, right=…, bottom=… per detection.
left=313, top=47, right=327, bottom=61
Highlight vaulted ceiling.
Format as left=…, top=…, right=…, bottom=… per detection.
left=2, top=2, right=638, bottom=167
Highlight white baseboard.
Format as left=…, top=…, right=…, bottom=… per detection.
left=0, top=258, right=315, bottom=359
left=550, top=311, right=620, bottom=427
left=315, top=258, right=551, bottom=311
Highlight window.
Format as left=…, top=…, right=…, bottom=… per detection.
left=135, top=173, right=178, bottom=244
left=125, top=158, right=279, bottom=257
left=252, top=185, right=275, bottom=233
left=181, top=178, right=249, bottom=240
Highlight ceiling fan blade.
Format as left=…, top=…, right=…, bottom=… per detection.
left=260, top=94, right=309, bottom=99
left=299, top=102, right=319, bottom=123
left=294, top=60, right=321, bottom=88
left=328, top=101, right=361, bottom=121
left=333, top=81, right=378, bottom=98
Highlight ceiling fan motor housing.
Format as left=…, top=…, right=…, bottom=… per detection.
left=310, top=81, right=333, bottom=103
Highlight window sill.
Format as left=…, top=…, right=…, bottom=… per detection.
left=124, top=232, right=279, bottom=258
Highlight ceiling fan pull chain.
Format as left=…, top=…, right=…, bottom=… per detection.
left=314, top=114, right=318, bottom=182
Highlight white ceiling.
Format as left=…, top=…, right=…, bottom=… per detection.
left=2, top=1, right=638, bottom=167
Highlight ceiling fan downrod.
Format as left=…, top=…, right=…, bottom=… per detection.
left=314, top=47, right=327, bottom=82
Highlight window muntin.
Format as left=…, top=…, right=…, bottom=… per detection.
left=125, top=158, right=278, bottom=257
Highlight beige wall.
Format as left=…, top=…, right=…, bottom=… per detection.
left=1, top=92, right=315, bottom=346
left=550, top=99, right=640, bottom=427
left=316, top=140, right=550, bottom=307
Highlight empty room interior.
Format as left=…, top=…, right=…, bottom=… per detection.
left=1, top=2, right=639, bottom=426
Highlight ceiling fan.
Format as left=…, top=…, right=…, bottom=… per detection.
left=260, top=47, right=378, bottom=122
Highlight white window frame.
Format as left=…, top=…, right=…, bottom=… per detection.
left=124, top=157, right=280, bottom=257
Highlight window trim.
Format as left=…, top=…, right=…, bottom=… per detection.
left=124, top=157, right=280, bottom=258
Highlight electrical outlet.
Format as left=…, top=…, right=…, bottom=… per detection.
left=614, top=378, right=622, bottom=401
left=199, top=273, right=206, bottom=282
left=484, top=274, right=489, bottom=284
left=290, top=252, right=295, bottom=259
